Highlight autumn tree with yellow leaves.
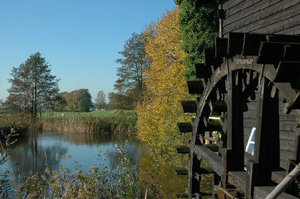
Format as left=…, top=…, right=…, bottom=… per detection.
left=137, top=8, right=190, bottom=152
left=136, top=8, right=191, bottom=198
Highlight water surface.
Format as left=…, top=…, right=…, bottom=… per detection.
left=1, top=133, right=188, bottom=199
left=4, top=133, right=143, bottom=177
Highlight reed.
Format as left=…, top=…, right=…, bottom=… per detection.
left=42, top=115, right=137, bottom=135
left=1, top=142, right=146, bottom=199
left=0, top=111, right=137, bottom=135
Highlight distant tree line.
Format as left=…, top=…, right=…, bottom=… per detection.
left=52, top=89, right=93, bottom=112
left=3, top=52, right=95, bottom=115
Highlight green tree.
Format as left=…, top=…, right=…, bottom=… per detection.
left=107, top=92, right=133, bottom=110
left=112, top=32, right=149, bottom=109
left=176, top=0, right=218, bottom=80
left=50, top=95, right=67, bottom=112
left=78, top=89, right=92, bottom=112
left=6, top=52, right=59, bottom=118
left=0, top=99, right=5, bottom=113
left=95, top=90, right=106, bottom=109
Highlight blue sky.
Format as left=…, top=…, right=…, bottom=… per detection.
left=0, top=0, right=176, bottom=101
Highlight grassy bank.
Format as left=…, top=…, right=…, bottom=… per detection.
left=0, top=110, right=137, bottom=135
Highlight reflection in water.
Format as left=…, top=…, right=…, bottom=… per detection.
left=8, top=135, right=68, bottom=178
left=138, top=147, right=188, bottom=199
left=1, top=133, right=188, bottom=198
left=5, top=133, right=142, bottom=179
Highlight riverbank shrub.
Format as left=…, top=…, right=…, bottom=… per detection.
left=1, top=143, right=146, bottom=199
left=0, top=114, right=29, bottom=137
left=0, top=128, right=20, bottom=198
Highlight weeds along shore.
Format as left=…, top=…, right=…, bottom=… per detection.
left=0, top=111, right=137, bottom=136
left=42, top=115, right=137, bottom=135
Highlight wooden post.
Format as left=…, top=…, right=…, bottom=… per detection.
left=294, top=127, right=300, bottom=163
left=189, top=155, right=201, bottom=198
left=246, top=77, right=280, bottom=198
left=218, top=0, right=224, bottom=38
left=222, top=70, right=245, bottom=185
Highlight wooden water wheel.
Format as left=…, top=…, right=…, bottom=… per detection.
left=176, top=33, right=300, bottom=199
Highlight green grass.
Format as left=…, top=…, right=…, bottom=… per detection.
left=41, top=109, right=136, bottom=118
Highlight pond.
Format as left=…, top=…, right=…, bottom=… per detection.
left=4, top=133, right=142, bottom=177
left=1, top=133, right=188, bottom=199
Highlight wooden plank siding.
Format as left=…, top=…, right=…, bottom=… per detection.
left=223, top=0, right=300, bottom=35
left=278, top=24, right=300, bottom=35
left=242, top=94, right=297, bottom=170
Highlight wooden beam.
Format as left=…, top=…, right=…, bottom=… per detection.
left=285, top=92, right=300, bottom=113
left=205, top=120, right=223, bottom=131
left=176, top=146, right=190, bottom=154
left=205, top=48, right=222, bottom=69
left=198, top=167, right=214, bottom=174
left=198, top=118, right=222, bottom=136
left=224, top=70, right=245, bottom=173
left=257, top=42, right=285, bottom=64
left=176, top=169, right=188, bottom=176
left=294, top=127, right=300, bottom=162
left=215, top=38, right=228, bottom=57
left=209, top=100, right=227, bottom=113
left=258, top=42, right=300, bottom=64
left=176, top=193, right=188, bottom=198
left=190, top=144, right=222, bottom=176
left=189, top=155, right=201, bottom=196
left=283, top=45, right=300, bottom=62
left=246, top=78, right=280, bottom=198
left=177, top=122, right=193, bottom=133
left=227, top=32, right=244, bottom=56
left=181, top=101, right=197, bottom=113
left=242, top=73, right=259, bottom=101
left=242, top=33, right=267, bottom=56
left=274, top=62, right=300, bottom=90
left=202, top=119, right=222, bottom=131
left=253, top=186, right=298, bottom=199
left=205, top=48, right=215, bottom=67
left=187, top=81, right=204, bottom=95
left=267, top=34, right=300, bottom=43
left=205, top=144, right=219, bottom=152
left=228, top=171, right=247, bottom=193
left=195, top=63, right=212, bottom=78
left=272, top=171, right=286, bottom=184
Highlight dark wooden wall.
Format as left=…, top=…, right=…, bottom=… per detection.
left=222, top=0, right=300, bottom=36
left=279, top=94, right=297, bottom=169
left=243, top=93, right=297, bottom=170
left=222, top=0, right=300, bottom=169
